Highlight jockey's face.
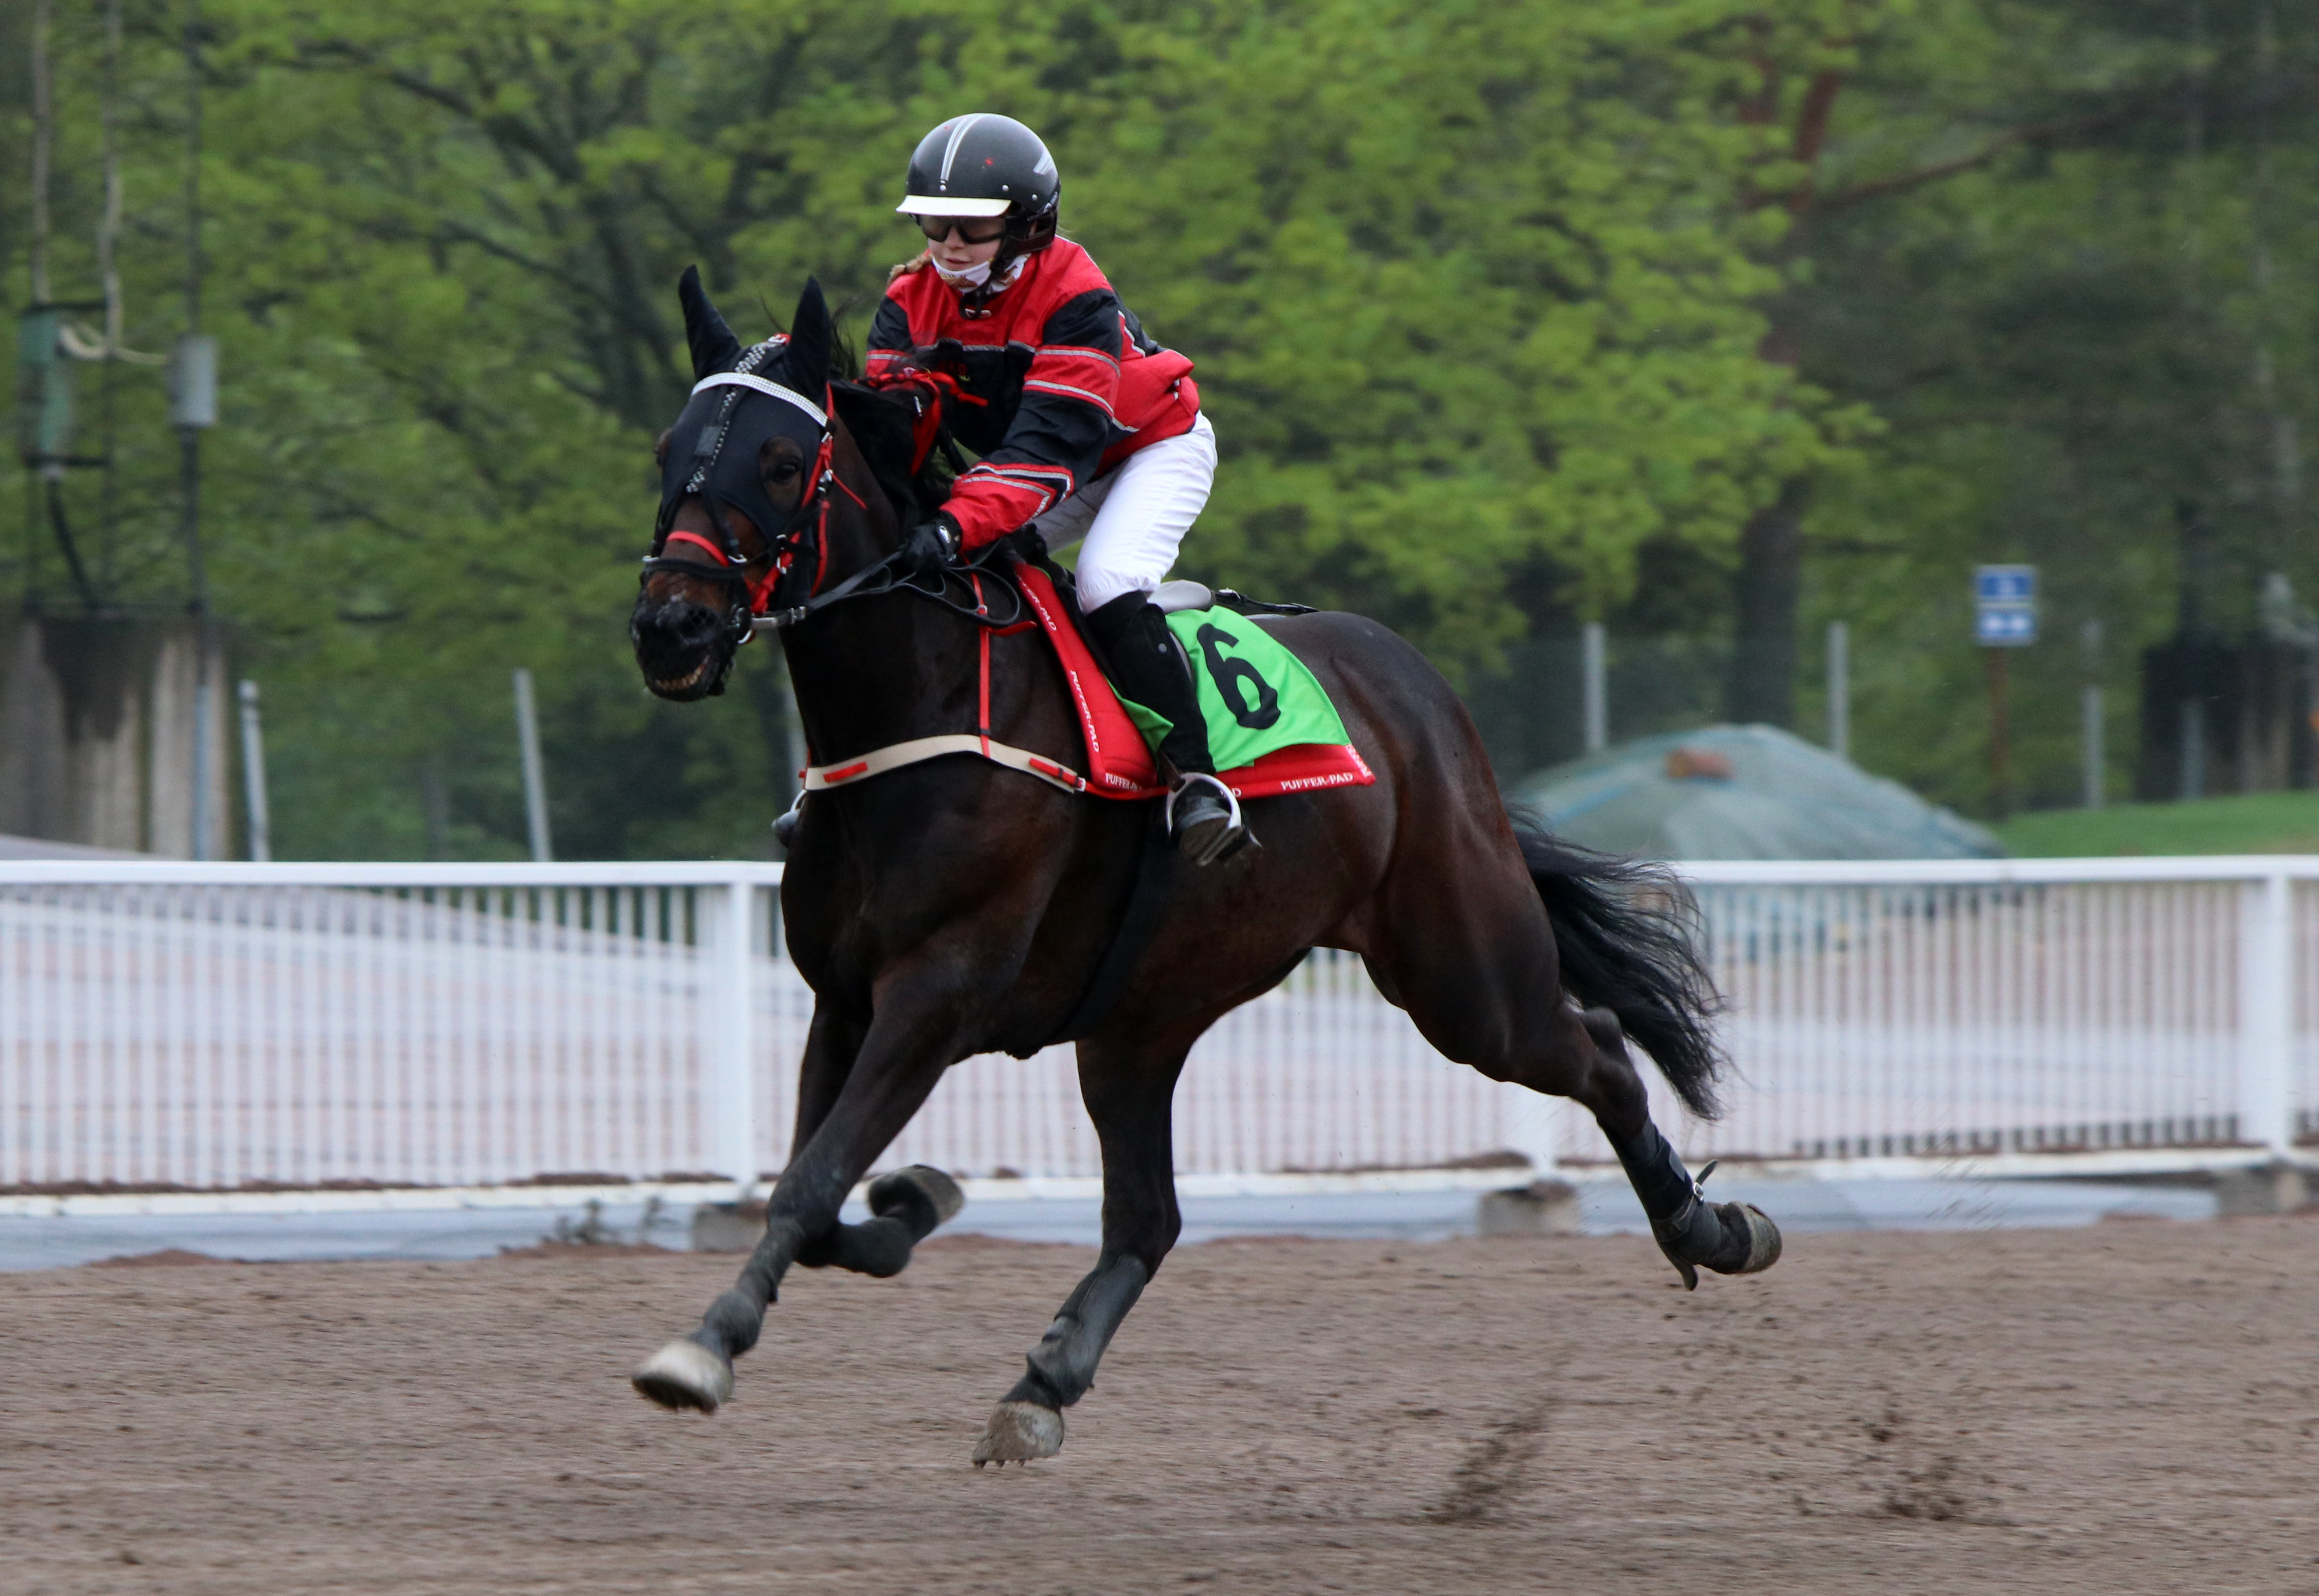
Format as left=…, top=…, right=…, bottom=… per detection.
left=918, top=214, right=1005, bottom=275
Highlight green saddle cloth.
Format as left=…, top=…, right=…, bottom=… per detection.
left=1119, top=605, right=1352, bottom=770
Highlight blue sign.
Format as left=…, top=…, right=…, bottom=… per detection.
left=1974, top=564, right=2037, bottom=647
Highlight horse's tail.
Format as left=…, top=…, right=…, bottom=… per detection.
left=1513, top=822, right=1725, bottom=1120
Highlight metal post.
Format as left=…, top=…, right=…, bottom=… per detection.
left=188, top=629, right=213, bottom=859
left=2081, top=618, right=2104, bottom=810
left=713, top=878, right=760, bottom=1196
left=2181, top=698, right=2206, bottom=801
left=511, top=668, right=553, bottom=863
left=2081, top=685, right=2105, bottom=810
left=1985, top=648, right=2012, bottom=819
left=177, top=0, right=217, bottom=858
left=1826, top=620, right=1849, bottom=760
left=2238, top=871, right=2294, bottom=1156
left=1581, top=622, right=1607, bottom=754
left=238, top=679, right=270, bottom=862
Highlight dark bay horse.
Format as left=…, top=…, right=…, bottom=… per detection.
left=626, top=273, right=1780, bottom=1464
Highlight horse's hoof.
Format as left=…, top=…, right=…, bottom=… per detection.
left=972, top=1400, right=1063, bottom=1464
left=869, top=1164, right=966, bottom=1230
left=631, top=1338, right=733, bottom=1413
left=1710, top=1202, right=1782, bottom=1275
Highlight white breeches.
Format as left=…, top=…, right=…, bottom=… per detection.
left=1029, top=412, right=1216, bottom=612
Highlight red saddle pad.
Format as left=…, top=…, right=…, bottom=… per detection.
left=1012, top=565, right=1376, bottom=803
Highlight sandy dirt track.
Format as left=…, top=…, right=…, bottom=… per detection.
left=3, top=1218, right=2314, bottom=1595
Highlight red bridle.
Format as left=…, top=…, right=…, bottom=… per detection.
left=655, top=424, right=868, bottom=627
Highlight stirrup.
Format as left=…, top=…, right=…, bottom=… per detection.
left=1165, top=773, right=1250, bottom=865
left=771, top=789, right=805, bottom=849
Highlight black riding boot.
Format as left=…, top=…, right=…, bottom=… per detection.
left=1083, top=591, right=1251, bottom=864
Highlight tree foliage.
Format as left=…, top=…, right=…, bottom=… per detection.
left=1792, top=0, right=2319, bottom=812
left=7, top=0, right=1845, bottom=856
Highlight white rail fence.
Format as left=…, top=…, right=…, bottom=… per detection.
left=2, top=858, right=2314, bottom=1193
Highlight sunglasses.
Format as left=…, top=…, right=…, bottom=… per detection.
left=915, top=214, right=1008, bottom=245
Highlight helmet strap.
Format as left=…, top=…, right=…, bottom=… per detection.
left=958, top=207, right=1058, bottom=314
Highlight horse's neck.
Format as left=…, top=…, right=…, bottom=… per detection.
left=778, top=487, right=978, bottom=762
left=780, top=596, right=969, bottom=762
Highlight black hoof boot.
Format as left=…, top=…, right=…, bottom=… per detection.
left=1167, top=773, right=1251, bottom=865
left=867, top=1165, right=966, bottom=1243
left=1606, top=1118, right=1786, bottom=1291
left=1646, top=1162, right=1783, bottom=1289
left=1703, top=1195, right=1783, bottom=1276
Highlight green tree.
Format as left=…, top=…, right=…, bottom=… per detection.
left=8, top=0, right=1865, bottom=855
left=1789, top=0, right=2319, bottom=812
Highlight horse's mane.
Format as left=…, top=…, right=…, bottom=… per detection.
left=828, top=379, right=954, bottom=526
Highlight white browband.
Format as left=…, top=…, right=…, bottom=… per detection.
left=692, top=371, right=828, bottom=430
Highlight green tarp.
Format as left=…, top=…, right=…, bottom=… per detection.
left=1509, top=724, right=2002, bottom=861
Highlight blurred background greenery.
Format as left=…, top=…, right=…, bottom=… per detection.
left=6, top=0, right=2315, bottom=858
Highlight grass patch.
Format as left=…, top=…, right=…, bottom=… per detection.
left=1998, top=790, right=2319, bottom=856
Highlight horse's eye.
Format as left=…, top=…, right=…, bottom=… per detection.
left=765, top=458, right=802, bottom=484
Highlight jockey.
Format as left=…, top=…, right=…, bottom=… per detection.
left=867, top=113, right=1247, bottom=865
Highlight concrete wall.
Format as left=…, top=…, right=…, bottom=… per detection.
left=0, top=614, right=231, bottom=858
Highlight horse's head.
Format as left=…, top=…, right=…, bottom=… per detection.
left=631, top=269, right=841, bottom=700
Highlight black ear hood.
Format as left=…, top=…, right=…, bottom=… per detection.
left=679, top=265, right=744, bottom=380
left=656, top=273, right=832, bottom=550
left=788, top=277, right=833, bottom=393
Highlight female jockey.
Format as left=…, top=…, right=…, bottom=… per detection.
left=867, top=112, right=1246, bottom=865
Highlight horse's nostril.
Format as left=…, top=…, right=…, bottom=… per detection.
left=634, top=601, right=720, bottom=654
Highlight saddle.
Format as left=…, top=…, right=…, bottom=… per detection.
left=800, top=553, right=1375, bottom=803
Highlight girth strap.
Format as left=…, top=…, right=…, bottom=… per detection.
left=804, top=734, right=1086, bottom=795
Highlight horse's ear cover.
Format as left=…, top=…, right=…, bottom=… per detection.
left=788, top=277, right=833, bottom=391
left=679, top=264, right=744, bottom=380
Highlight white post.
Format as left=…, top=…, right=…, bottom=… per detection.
left=511, top=668, right=553, bottom=862
left=2239, top=871, right=2294, bottom=1157
left=1582, top=622, right=1607, bottom=754
left=1826, top=620, right=1850, bottom=760
left=237, top=679, right=270, bottom=862
left=713, top=878, right=760, bottom=1197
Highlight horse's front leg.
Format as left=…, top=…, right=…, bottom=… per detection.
left=629, top=981, right=967, bottom=1414
left=770, top=1003, right=965, bottom=1279
left=972, top=1021, right=1199, bottom=1465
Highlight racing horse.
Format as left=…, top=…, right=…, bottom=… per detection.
left=626, top=272, right=1780, bottom=1464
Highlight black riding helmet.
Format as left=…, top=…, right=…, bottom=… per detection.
left=897, top=113, right=1060, bottom=269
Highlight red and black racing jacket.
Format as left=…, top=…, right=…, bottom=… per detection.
left=865, top=238, right=1200, bottom=552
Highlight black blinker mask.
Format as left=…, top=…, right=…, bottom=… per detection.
left=651, top=267, right=838, bottom=566
left=653, top=340, right=828, bottom=559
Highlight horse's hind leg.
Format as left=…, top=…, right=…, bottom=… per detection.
left=1566, top=1006, right=1781, bottom=1288
left=970, top=1021, right=1198, bottom=1465
left=1364, top=826, right=1777, bottom=1289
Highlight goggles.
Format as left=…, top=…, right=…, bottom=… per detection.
left=915, top=214, right=1008, bottom=245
